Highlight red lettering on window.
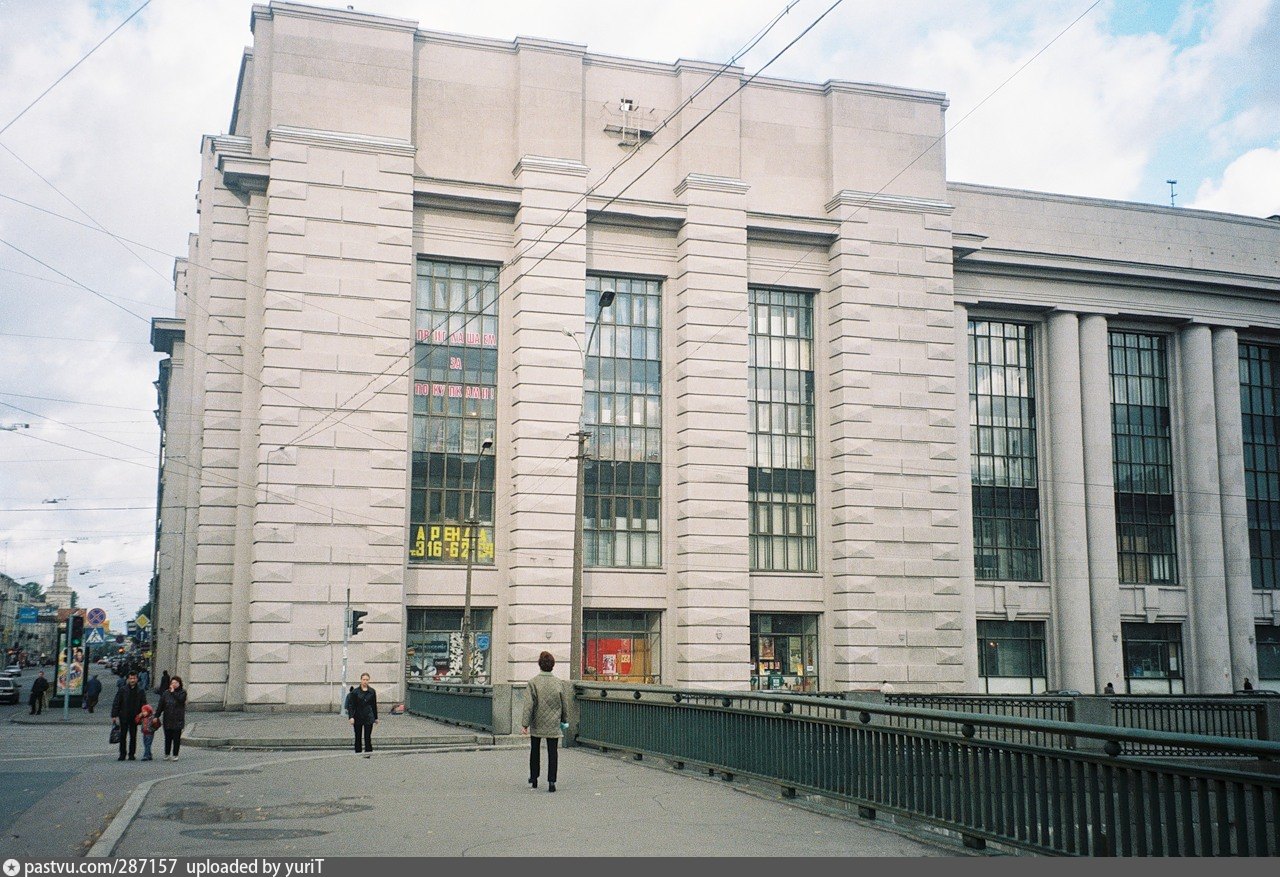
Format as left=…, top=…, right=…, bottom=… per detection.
left=449, top=356, right=462, bottom=371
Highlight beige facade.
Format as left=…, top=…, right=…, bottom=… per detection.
left=150, top=2, right=1280, bottom=709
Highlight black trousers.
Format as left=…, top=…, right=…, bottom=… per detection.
left=118, top=722, right=138, bottom=758
left=529, top=735, right=558, bottom=783
left=353, top=721, right=373, bottom=753
left=164, top=727, right=183, bottom=757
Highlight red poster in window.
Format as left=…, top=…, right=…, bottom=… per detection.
left=618, top=639, right=632, bottom=674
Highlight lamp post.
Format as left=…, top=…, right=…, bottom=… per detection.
left=569, top=287, right=616, bottom=681
left=461, top=437, right=494, bottom=684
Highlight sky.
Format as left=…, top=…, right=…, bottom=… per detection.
left=0, top=0, right=1277, bottom=632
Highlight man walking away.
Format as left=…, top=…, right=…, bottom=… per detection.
left=111, top=673, right=147, bottom=761
left=29, top=671, right=49, bottom=715
left=83, top=673, right=102, bottom=712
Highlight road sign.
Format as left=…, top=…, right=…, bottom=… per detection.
left=17, top=606, right=38, bottom=624
left=85, top=627, right=106, bottom=645
left=87, top=607, right=107, bottom=626
left=135, top=613, right=150, bottom=629
left=475, top=633, right=490, bottom=651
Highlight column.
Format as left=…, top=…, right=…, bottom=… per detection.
left=671, top=173, right=751, bottom=689
left=1181, top=323, right=1232, bottom=692
left=1213, top=326, right=1259, bottom=687
left=953, top=304, right=980, bottom=688
left=505, top=156, right=590, bottom=683
left=1079, top=314, right=1123, bottom=691
left=1045, top=310, right=1096, bottom=690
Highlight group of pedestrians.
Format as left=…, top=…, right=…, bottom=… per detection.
left=110, top=670, right=187, bottom=762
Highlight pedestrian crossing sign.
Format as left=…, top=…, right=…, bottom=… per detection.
left=85, top=627, right=107, bottom=645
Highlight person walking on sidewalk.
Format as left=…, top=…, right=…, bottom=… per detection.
left=28, top=671, right=49, bottom=715
left=83, top=673, right=102, bottom=713
left=521, top=651, right=569, bottom=792
left=344, top=673, right=378, bottom=756
left=155, top=675, right=187, bottom=761
left=111, top=673, right=147, bottom=761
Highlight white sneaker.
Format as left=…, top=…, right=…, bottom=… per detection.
left=172, top=755, right=179, bottom=761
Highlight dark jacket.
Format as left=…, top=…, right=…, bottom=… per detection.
left=157, top=671, right=171, bottom=695
left=111, top=683, right=147, bottom=721
left=84, top=676, right=102, bottom=700
left=29, top=675, right=49, bottom=704
left=155, top=688, right=187, bottom=730
left=344, top=685, right=378, bottom=724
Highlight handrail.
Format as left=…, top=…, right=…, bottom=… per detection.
left=574, top=681, right=1280, bottom=760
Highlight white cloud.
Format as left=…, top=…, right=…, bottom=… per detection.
left=1190, top=143, right=1280, bottom=216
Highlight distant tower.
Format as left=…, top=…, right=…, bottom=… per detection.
left=45, top=545, right=73, bottom=608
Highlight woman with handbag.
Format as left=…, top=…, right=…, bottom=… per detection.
left=520, top=651, right=570, bottom=792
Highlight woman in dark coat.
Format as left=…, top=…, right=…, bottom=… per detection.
left=154, top=675, right=187, bottom=761
left=344, top=673, right=378, bottom=756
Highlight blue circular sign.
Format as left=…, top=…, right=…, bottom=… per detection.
left=87, top=607, right=107, bottom=627
left=475, top=633, right=490, bottom=651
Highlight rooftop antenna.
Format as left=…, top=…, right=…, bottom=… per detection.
left=1166, top=179, right=1178, bottom=208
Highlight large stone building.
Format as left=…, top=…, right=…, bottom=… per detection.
left=150, top=1, right=1280, bottom=709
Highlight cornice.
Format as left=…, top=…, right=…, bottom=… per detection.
left=956, top=247, right=1280, bottom=297
left=512, top=155, right=590, bottom=179
left=268, top=126, right=416, bottom=157
left=746, top=212, right=839, bottom=247
left=586, top=196, right=685, bottom=230
left=826, top=189, right=952, bottom=216
left=252, top=2, right=418, bottom=36
left=824, top=80, right=949, bottom=108
left=675, top=173, right=750, bottom=197
left=414, top=176, right=521, bottom=217
left=512, top=34, right=587, bottom=57
left=151, top=317, right=185, bottom=355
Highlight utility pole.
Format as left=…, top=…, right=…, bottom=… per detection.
left=62, top=615, right=72, bottom=720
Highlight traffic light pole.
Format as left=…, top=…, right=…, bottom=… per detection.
left=62, top=616, right=71, bottom=720
left=340, top=588, right=350, bottom=716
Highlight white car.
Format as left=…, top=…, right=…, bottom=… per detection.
left=3, top=665, right=21, bottom=677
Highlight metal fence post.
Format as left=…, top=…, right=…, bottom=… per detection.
left=1259, top=700, right=1280, bottom=744
left=491, top=683, right=512, bottom=735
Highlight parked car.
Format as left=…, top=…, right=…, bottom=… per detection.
left=0, top=677, right=20, bottom=704
left=3, top=665, right=21, bottom=678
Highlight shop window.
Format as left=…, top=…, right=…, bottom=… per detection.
left=977, top=619, right=1047, bottom=694
left=750, top=613, right=819, bottom=692
left=405, top=608, right=492, bottom=683
left=582, top=610, right=660, bottom=683
left=1121, top=621, right=1185, bottom=694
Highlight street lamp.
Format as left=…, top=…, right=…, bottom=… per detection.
left=570, top=287, right=615, bottom=681
left=460, top=436, right=494, bottom=684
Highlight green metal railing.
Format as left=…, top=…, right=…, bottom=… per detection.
left=405, top=681, right=493, bottom=731
left=886, top=694, right=1073, bottom=748
left=1111, top=698, right=1261, bottom=756
left=575, top=683, right=1280, bottom=856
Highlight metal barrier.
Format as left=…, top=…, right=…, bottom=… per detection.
left=405, top=681, right=494, bottom=731
left=575, top=682, right=1280, bottom=856
left=886, top=694, right=1073, bottom=748
left=1111, top=698, right=1262, bottom=756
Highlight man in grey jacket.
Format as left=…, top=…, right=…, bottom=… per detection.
left=521, top=650, right=569, bottom=792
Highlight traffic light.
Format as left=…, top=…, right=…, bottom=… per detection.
left=349, top=609, right=367, bottom=637
left=69, top=615, right=85, bottom=648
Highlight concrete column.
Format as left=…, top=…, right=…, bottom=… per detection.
left=505, top=155, right=589, bottom=684
left=954, top=304, right=980, bottom=689
left=1079, top=314, right=1123, bottom=692
left=1213, top=326, right=1258, bottom=688
left=671, top=173, right=751, bottom=689
left=1045, top=311, right=1096, bottom=690
left=1181, top=323, right=1232, bottom=692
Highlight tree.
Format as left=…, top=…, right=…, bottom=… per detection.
left=20, top=581, right=41, bottom=599
left=69, top=590, right=78, bottom=608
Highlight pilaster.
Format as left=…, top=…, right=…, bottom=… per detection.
left=505, top=155, right=590, bottom=682
left=672, top=173, right=751, bottom=689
